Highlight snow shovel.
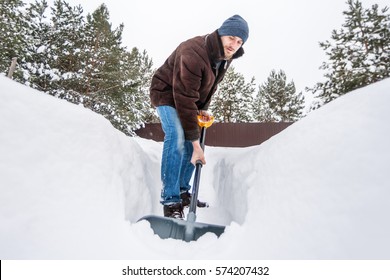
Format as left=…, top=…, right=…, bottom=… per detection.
left=138, top=116, right=225, bottom=242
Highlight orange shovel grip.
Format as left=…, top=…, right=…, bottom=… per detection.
left=197, top=115, right=215, bottom=128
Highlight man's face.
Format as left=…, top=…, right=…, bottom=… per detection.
left=220, top=36, right=243, bottom=59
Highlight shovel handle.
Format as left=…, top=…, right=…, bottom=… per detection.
left=189, top=124, right=208, bottom=214
left=197, top=115, right=214, bottom=128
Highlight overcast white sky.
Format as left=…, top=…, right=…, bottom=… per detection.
left=25, top=0, right=389, bottom=98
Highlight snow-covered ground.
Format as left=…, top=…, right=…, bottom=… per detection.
left=1, top=75, right=389, bottom=260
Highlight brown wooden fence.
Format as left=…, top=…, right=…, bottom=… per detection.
left=135, top=122, right=293, bottom=147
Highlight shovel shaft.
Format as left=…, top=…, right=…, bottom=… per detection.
left=189, top=126, right=206, bottom=214
left=189, top=163, right=202, bottom=214
left=199, top=125, right=206, bottom=150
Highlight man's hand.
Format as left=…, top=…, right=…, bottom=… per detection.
left=191, top=140, right=205, bottom=165
left=198, top=110, right=212, bottom=122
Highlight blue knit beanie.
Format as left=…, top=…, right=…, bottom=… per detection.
left=218, top=15, right=249, bottom=43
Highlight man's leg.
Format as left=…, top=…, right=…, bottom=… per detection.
left=179, top=140, right=195, bottom=194
left=156, top=106, right=185, bottom=217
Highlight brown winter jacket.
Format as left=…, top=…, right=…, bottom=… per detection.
left=150, top=30, right=244, bottom=141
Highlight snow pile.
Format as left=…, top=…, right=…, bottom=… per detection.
left=0, top=75, right=389, bottom=259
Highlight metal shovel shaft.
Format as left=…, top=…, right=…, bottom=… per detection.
left=189, top=126, right=206, bottom=214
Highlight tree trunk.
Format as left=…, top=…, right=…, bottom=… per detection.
left=7, top=57, right=18, bottom=78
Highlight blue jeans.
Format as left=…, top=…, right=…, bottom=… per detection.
left=157, top=106, right=195, bottom=205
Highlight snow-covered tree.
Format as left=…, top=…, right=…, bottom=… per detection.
left=127, top=48, right=158, bottom=124
left=48, top=0, right=84, bottom=90
left=69, top=3, right=154, bottom=134
left=0, top=0, right=155, bottom=135
left=210, top=66, right=256, bottom=122
left=308, top=0, right=390, bottom=109
left=21, top=0, right=53, bottom=90
left=254, top=70, right=305, bottom=122
left=0, top=0, right=26, bottom=79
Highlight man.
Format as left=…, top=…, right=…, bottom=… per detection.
left=150, top=15, right=249, bottom=218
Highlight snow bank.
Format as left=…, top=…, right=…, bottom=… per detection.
left=1, top=75, right=389, bottom=259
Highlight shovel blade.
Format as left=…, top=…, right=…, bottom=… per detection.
left=138, top=215, right=225, bottom=242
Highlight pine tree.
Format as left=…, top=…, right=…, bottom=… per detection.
left=99, top=47, right=154, bottom=134
left=78, top=4, right=125, bottom=95
left=21, top=0, right=53, bottom=90
left=0, top=0, right=26, bottom=78
left=308, top=0, right=390, bottom=109
left=48, top=0, right=84, bottom=91
left=127, top=48, right=158, bottom=124
left=72, top=4, right=154, bottom=134
left=1, top=0, right=155, bottom=135
left=210, top=66, right=256, bottom=122
left=254, top=70, right=305, bottom=122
